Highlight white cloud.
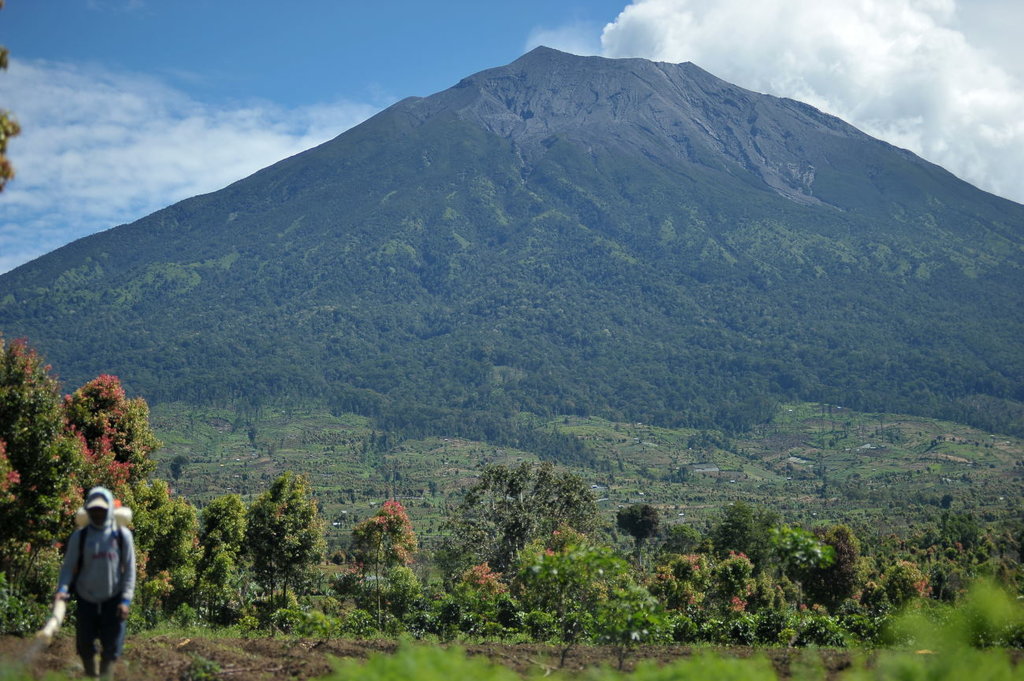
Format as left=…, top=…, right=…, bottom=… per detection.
left=0, top=59, right=382, bottom=273
left=600, top=0, right=1024, bottom=205
left=955, top=0, right=1024, bottom=84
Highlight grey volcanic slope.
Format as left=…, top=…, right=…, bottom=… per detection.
left=411, top=47, right=865, bottom=205
left=1, top=47, right=1022, bottom=435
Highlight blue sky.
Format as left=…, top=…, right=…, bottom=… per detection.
left=3, top=1, right=620, bottom=109
left=1, top=0, right=1022, bottom=273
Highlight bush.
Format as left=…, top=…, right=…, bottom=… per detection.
left=795, top=614, right=846, bottom=647
left=436, top=595, right=479, bottom=638
left=341, top=608, right=378, bottom=638
left=722, top=613, right=757, bottom=645
left=406, top=608, right=439, bottom=639
left=668, top=613, right=698, bottom=643
left=523, top=610, right=556, bottom=641
left=296, top=610, right=345, bottom=638
left=494, top=595, right=524, bottom=631
left=0, top=572, right=47, bottom=635
left=887, top=581, right=1024, bottom=650
left=236, top=615, right=260, bottom=635
left=754, top=609, right=796, bottom=645
left=171, top=603, right=201, bottom=629
left=697, top=616, right=727, bottom=643
left=269, top=607, right=304, bottom=634
left=181, top=654, right=221, bottom=681
left=354, top=566, right=422, bottom=621
left=839, top=613, right=886, bottom=645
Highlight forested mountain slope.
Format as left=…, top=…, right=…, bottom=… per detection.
left=1, top=47, right=1022, bottom=436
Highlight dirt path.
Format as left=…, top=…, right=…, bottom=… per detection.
left=1, top=634, right=854, bottom=679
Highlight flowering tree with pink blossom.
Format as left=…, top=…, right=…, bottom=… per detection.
left=0, top=440, right=15, bottom=505
left=351, top=500, right=418, bottom=626
left=711, top=552, right=755, bottom=613
left=0, top=337, right=82, bottom=588
left=460, top=562, right=507, bottom=598
left=64, top=374, right=160, bottom=495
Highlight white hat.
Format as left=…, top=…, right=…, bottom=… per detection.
left=85, top=493, right=110, bottom=510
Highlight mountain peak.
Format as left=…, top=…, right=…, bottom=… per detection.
left=399, top=47, right=873, bottom=205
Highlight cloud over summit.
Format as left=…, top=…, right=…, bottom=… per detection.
left=600, top=0, right=1024, bottom=205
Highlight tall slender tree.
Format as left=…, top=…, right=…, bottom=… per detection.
left=246, top=472, right=325, bottom=605
left=195, top=494, right=247, bottom=623
left=617, top=503, right=660, bottom=569
left=351, top=499, right=417, bottom=626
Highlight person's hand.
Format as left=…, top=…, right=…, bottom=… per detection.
left=117, top=603, right=130, bottom=621
left=54, top=590, right=70, bottom=603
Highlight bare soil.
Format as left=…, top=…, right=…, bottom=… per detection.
left=1, top=634, right=855, bottom=679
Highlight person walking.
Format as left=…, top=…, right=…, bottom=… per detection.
left=55, top=486, right=136, bottom=680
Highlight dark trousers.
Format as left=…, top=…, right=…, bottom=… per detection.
left=75, top=596, right=126, bottom=662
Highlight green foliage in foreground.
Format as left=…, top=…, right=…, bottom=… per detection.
left=1, top=643, right=1021, bottom=681
left=322, top=640, right=1024, bottom=681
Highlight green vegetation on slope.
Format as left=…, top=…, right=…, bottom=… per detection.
left=149, top=400, right=1024, bottom=556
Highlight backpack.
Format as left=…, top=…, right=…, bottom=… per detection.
left=74, top=499, right=133, bottom=529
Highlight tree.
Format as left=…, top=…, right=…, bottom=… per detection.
left=711, top=552, right=755, bottom=612
left=660, top=524, right=703, bottom=556
left=616, top=503, right=660, bottom=569
left=246, top=471, right=326, bottom=605
left=199, top=494, right=247, bottom=560
left=0, top=338, right=82, bottom=589
left=595, top=581, right=667, bottom=670
left=515, top=541, right=629, bottom=667
left=801, top=525, right=862, bottom=610
left=442, top=461, right=597, bottom=577
left=169, top=455, right=189, bottom=481
left=64, top=374, right=160, bottom=494
left=0, top=440, right=13, bottom=505
left=649, top=553, right=712, bottom=611
left=124, top=478, right=199, bottom=617
left=884, top=560, right=929, bottom=608
left=0, top=336, right=179, bottom=624
left=0, top=1, right=19, bottom=192
left=195, top=494, right=247, bottom=623
left=710, top=501, right=780, bottom=573
left=351, top=499, right=417, bottom=626
left=768, top=524, right=835, bottom=607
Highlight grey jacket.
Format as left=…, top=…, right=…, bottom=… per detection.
left=56, top=488, right=136, bottom=605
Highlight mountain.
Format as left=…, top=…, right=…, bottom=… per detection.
left=1, top=47, right=1023, bottom=437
